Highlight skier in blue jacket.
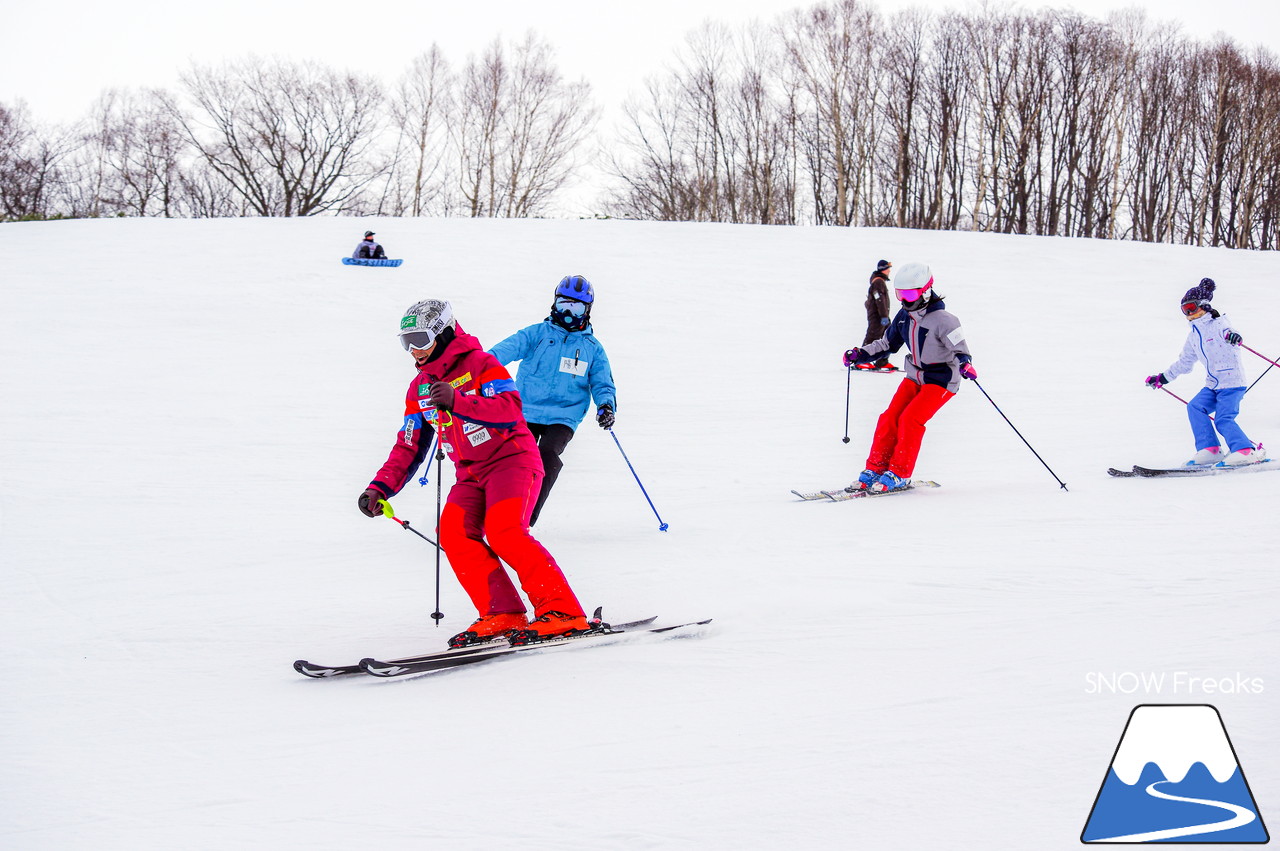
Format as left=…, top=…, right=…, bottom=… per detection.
left=489, top=275, right=618, bottom=526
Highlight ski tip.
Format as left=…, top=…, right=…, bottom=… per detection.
left=359, top=657, right=413, bottom=677
left=294, top=660, right=345, bottom=678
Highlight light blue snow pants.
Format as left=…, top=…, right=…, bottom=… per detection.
left=1188, top=386, right=1251, bottom=452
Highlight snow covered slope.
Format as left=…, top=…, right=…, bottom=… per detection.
left=2, top=216, right=1277, bottom=849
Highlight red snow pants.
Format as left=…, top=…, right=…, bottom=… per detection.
left=865, top=378, right=955, bottom=477
left=438, top=464, right=584, bottom=619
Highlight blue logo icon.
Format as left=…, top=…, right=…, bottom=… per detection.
left=1082, top=704, right=1269, bottom=843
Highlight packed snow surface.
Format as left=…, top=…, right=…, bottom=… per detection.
left=2, top=216, right=1277, bottom=849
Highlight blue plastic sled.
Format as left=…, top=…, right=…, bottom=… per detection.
left=342, top=257, right=403, bottom=267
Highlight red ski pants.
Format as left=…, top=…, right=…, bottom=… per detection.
left=438, top=465, right=584, bottom=619
left=865, top=378, right=955, bottom=477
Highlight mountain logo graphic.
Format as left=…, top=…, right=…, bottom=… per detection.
left=1082, top=704, right=1269, bottom=844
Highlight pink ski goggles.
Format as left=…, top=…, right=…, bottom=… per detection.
left=895, top=279, right=933, bottom=302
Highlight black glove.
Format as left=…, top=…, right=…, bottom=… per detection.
left=358, top=488, right=384, bottom=517
left=1144, top=373, right=1167, bottom=389
left=843, top=348, right=863, bottom=368
left=429, top=381, right=455, bottom=411
left=596, top=404, right=615, bottom=429
left=1225, top=331, right=1243, bottom=346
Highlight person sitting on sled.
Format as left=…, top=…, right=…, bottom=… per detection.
left=353, top=231, right=387, bottom=260
left=1144, top=277, right=1266, bottom=467
left=842, top=262, right=976, bottom=493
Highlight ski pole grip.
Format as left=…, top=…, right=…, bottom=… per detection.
left=377, top=498, right=396, bottom=519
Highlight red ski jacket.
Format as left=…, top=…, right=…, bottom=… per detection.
left=368, top=326, right=542, bottom=498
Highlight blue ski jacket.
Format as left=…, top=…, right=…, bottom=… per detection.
left=488, top=319, right=617, bottom=430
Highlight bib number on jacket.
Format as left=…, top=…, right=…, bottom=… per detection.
left=559, top=357, right=588, bottom=376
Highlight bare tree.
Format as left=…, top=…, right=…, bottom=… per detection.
left=381, top=46, right=455, bottom=216
left=0, top=101, right=79, bottom=220
left=607, top=21, right=798, bottom=224
left=455, top=34, right=597, bottom=218
left=782, top=0, right=882, bottom=226
left=169, top=57, right=388, bottom=216
left=84, top=88, right=189, bottom=217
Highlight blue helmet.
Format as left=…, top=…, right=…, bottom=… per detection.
left=551, top=275, right=594, bottom=331
left=555, top=275, right=594, bottom=304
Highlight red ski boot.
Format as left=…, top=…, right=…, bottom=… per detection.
left=448, top=613, right=529, bottom=648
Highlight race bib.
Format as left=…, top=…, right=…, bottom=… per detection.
left=466, top=428, right=492, bottom=447
left=559, top=357, right=588, bottom=377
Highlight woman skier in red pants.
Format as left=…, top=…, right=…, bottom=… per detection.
left=357, top=299, right=589, bottom=647
left=842, top=263, right=977, bottom=493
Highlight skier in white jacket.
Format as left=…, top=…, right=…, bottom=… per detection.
left=1144, top=278, right=1266, bottom=467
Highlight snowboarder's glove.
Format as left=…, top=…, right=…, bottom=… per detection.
left=843, top=348, right=863, bottom=368
left=1145, top=373, right=1167, bottom=389
left=960, top=362, right=977, bottom=381
left=358, top=488, right=384, bottom=518
left=880, top=317, right=890, bottom=326
left=429, top=381, right=455, bottom=411
left=596, top=404, right=615, bottom=429
left=1224, top=331, right=1243, bottom=346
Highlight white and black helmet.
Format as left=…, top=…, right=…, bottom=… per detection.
left=399, top=299, right=455, bottom=350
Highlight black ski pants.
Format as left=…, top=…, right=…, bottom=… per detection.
left=526, top=422, right=576, bottom=526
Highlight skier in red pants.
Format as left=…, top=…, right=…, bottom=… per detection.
left=357, top=299, right=589, bottom=647
left=842, top=263, right=976, bottom=492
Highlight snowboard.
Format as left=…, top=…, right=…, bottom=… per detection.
left=342, top=257, right=403, bottom=267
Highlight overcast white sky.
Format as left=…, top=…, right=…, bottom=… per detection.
left=2, top=0, right=1278, bottom=127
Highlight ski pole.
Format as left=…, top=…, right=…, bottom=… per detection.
left=1243, top=344, right=1278, bottom=393
left=1158, top=385, right=1216, bottom=422
left=1243, top=344, right=1280, bottom=369
left=842, top=366, right=853, bottom=443
left=416, top=431, right=437, bottom=486
left=971, top=379, right=1068, bottom=491
left=608, top=429, right=669, bottom=531
left=430, top=425, right=447, bottom=625
left=1159, top=386, right=1192, bottom=406
left=375, top=498, right=439, bottom=547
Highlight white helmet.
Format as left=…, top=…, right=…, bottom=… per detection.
left=893, top=263, right=934, bottom=304
left=398, top=299, right=455, bottom=350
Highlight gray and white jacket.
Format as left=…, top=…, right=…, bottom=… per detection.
left=859, top=297, right=972, bottom=393
left=1164, top=312, right=1245, bottom=390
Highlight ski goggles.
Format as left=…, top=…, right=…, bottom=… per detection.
left=895, top=288, right=927, bottom=302
left=554, top=297, right=588, bottom=316
left=400, top=330, right=438, bottom=351
left=1181, top=301, right=1205, bottom=316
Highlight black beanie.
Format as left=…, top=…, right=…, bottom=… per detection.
left=1181, top=277, right=1215, bottom=306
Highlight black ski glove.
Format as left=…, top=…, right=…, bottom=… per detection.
left=596, top=404, right=615, bottom=430
left=429, top=381, right=455, bottom=411
left=358, top=488, right=384, bottom=517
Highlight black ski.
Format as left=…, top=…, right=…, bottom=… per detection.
left=359, top=617, right=712, bottom=678
left=294, top=610, right=658, bottom=679
left=1108, top=459, right=1273, bottom=478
